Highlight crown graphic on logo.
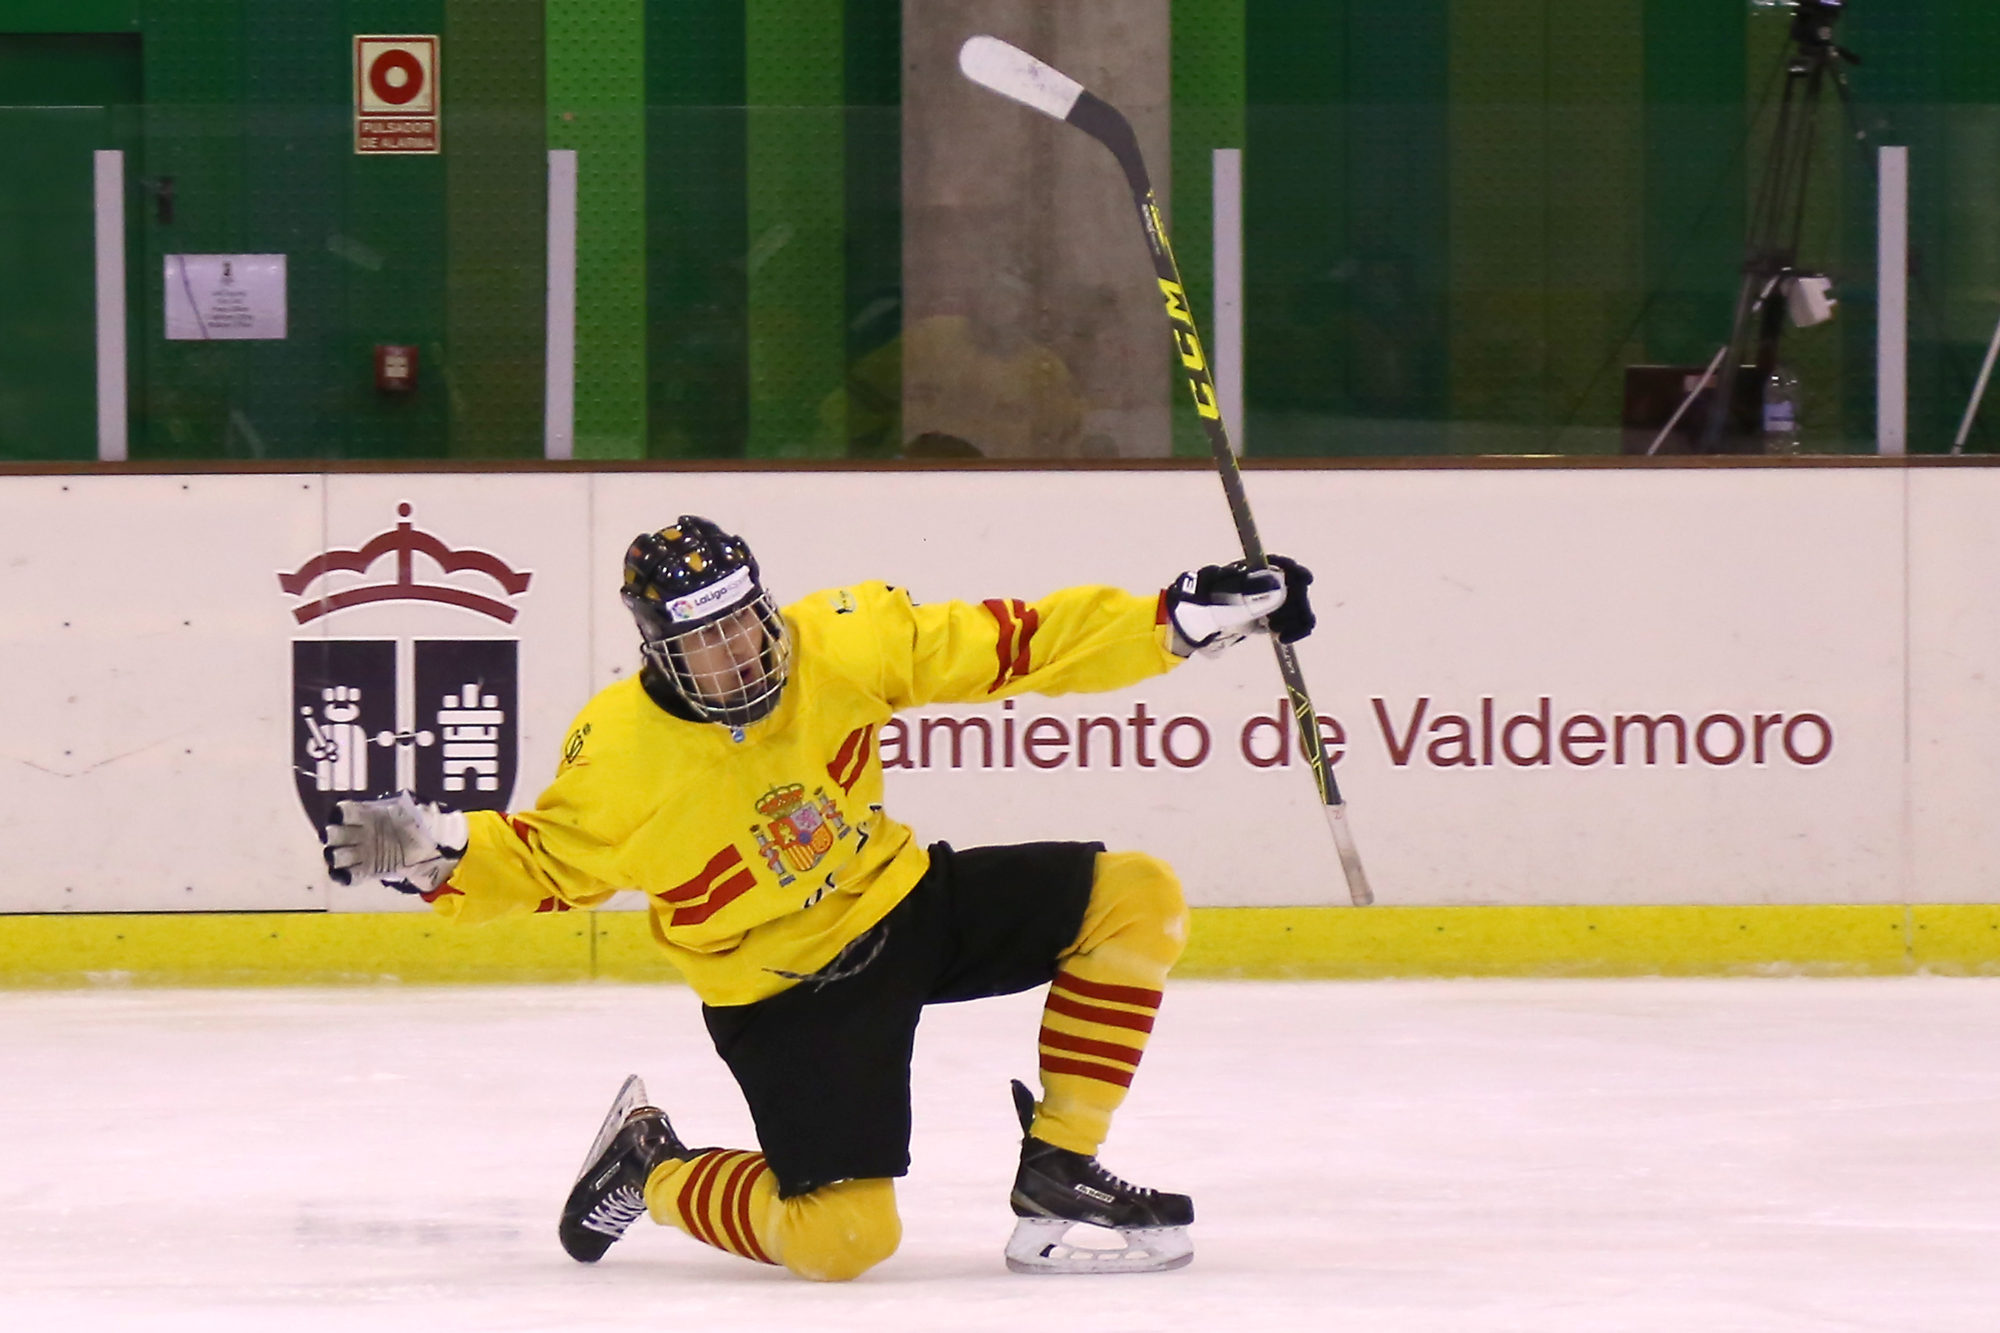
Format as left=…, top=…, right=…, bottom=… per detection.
left=755, top=783, right=808, bottom=819
left=278, top=502, right=534, bottom=624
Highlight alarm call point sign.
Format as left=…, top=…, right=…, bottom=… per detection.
left=354, top=36, right=440, bottom=155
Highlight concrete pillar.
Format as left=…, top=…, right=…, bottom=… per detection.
left=902, top=0, right=1171, bottom=458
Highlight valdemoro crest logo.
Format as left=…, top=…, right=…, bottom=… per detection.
left=279, top=502, right=533, bottom=835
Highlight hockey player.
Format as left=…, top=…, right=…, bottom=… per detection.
left=324, top=516, right=1314, bottom=1279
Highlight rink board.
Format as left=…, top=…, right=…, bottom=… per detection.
left=5, top=903, right=2000, bottom=987
left=1, top=464, right=1997, bottom=975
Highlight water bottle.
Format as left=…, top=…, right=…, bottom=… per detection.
left=1763, top=368, right=1802, bottom=454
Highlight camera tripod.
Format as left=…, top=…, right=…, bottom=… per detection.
left=1676, top=1, right=1860, bottom=453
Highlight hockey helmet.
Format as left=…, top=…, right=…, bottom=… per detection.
left=621, top=517, right=792, bottom=727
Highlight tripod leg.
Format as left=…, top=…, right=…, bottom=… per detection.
left=1649, top=346, right=1730, bottom=456
left=1953, top=309, right=2000, bottom=455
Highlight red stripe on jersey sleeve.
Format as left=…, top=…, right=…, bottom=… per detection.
left=659, top=844, right=746, bottom=904
left=1010, top=599, right=1039, bottom=684
left=983, top=597, right=1018, bottom=693
left=838, top=723, right=876, bottom=792
left=827, top=725, right=865, bottom=782
left=669, top=866, right=756, bottom=927
left=859, top=724, right=879, bottom=785
left=827, top=723, right=876, bottom=794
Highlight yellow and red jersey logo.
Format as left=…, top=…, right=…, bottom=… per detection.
left=750, top=784, right=853, bottom=886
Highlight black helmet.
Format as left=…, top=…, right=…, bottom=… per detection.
left=620, top=517, right=792, bottom=727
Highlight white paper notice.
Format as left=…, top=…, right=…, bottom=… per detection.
left=164, top=254, right=288, bottom=341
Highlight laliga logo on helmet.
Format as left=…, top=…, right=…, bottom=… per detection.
left=279, top=502, right=533, bottom=846
left=277, top=502, right=534, bottom=624
left=667, top=565, right=755, bottom=623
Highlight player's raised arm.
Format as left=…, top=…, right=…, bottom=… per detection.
left=873, top=555, right=1315, bottom=709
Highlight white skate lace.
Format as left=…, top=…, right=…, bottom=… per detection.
left=581, top=1182, right=647, bottom=1237
left=1088, top=1163, right=1153, bottom=1198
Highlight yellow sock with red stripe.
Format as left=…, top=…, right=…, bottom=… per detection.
left=643, top=1153, right=902, bottom=1282
left=645, top=1149, right=780, bottom=1265
left=1032, top=850, right=1190, bottom=1156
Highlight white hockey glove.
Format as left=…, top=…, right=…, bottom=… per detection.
left=1164, top=555, right=1316, bottom=657
left=322, top=791, right=469, bottom=896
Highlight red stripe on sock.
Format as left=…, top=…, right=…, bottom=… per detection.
left=1037, top=1024, right=1143, bottom=1069
left=713, top=1154, right=758, bottom=1259
left=1052, top=971, right=1163, bottom=1010
left=691, top=1151, right=741, bottom=1250
left=1040, top=1053, right=1137, bottom=1089
left=735, top=1162, right=776, bottom=1264
left=1044, top=991, right=1158, bottom=1035
left=675, top=1151, right=729, bottom=1249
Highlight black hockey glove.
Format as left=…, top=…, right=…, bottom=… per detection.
left=1263, top=554, right=1316, bottom=644
left=1166, top=559, right=1272, bottom=656
left=1165, top=555, right=1317, bottom=657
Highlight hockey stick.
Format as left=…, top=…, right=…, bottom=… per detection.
left=959, top=36, right=1374, bottom=907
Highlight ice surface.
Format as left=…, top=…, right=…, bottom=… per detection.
left=3, top=977, right=1999, bottom=1332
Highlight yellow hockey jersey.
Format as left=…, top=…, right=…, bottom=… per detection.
left=432, top=580, right=1185, bottom=1006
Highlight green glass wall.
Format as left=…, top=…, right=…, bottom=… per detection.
left=3, top=1, right=1999, bottom=461
left=1245, top=4, right=1451, bottom=456
left=0, top=31, right=141, bottom=462
left=645, top=0, right=747, bottom=459
left=1841, top=0, right=2000, bottom=451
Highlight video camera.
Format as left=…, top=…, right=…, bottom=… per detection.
left=1753, top=1, right=1850, bottom=54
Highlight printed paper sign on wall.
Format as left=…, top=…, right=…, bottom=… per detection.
left=354, top=35, right=440, bottom=154
left=163, top=255, right=287, bottom=340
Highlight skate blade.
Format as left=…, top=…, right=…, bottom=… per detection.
left=571, top=1074, right=649, bottom=1184
left=1003, top=1217, right=1193, bottom=1275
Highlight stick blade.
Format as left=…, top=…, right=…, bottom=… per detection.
left=1323, top=802, right=1374, bottom=907
left=958, top=35, right=1084, bottom=123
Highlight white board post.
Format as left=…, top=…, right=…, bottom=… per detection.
left=1212, top=148, right=1244, bottom=454
left=1877, top=146, right=1908, bottom=457
left=545, top=149, right=578, bottom=461
left=94, top=150, right=127, bottom=462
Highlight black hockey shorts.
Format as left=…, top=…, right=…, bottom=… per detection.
left=701, top=839, right=1102, bottom=1198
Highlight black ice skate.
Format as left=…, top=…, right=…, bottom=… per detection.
left=1004, top=1078, right=1194, bottom=1274
left=559, top=1075, right=695, bottom=1263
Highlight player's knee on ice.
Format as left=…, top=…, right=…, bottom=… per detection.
left=777, top=1178, right=901, bottom=1282
left=1073, top=851, right=1190, bottom=973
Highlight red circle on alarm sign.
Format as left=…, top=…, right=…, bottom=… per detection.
left=369, top=49, right=425, bottom=106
